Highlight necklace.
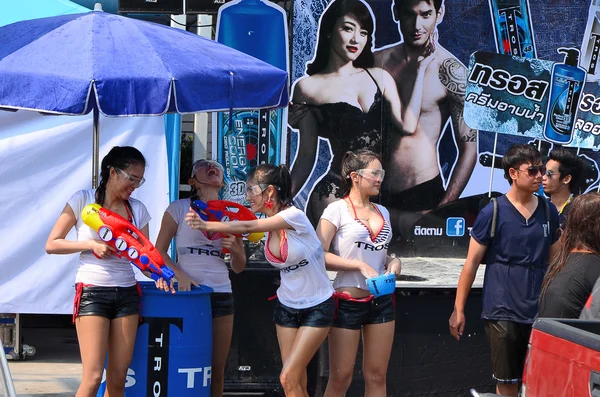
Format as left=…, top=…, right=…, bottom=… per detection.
left=559, top=194, right=574, bottom=215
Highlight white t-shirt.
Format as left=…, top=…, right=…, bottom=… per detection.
left=265, top=206, right=334, bottom=309
left=67, top=189, right=151, bottom=287
left=321, top=199, right=392, bottom=291
left=166, top=199, right=231, bottom=293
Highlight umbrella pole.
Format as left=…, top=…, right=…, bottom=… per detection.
left=92, top=107, right=100, bottom=189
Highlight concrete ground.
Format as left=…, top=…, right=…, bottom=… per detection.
left=4, top=258, right=483, bottom=396
left=7, top=327, right=81, bottom=397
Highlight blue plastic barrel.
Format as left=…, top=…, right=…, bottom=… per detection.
left=96, top=282, right=213, bottom=396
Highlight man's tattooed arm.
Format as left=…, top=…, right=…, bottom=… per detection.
left=437, top=57, right=477, bottom=206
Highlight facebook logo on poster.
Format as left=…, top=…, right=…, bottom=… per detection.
left=446, top=217, right=465, bottom=237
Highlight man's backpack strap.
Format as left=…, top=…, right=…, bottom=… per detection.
left=488, top=195, right=550, bottom=240
left=490, top=197, right=498, bottom=239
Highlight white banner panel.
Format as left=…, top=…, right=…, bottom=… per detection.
left=0, top=111, right=169, bottom=314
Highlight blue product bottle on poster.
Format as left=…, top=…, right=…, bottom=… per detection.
left=489, top=0, right=536, bottom=58
left=215, top=0, right=289, bottom=204
left=217, top=0, right=288, bottom=71
left=543, top=48, right=587, bottom=144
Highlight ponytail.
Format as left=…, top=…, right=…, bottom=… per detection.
left=249, top=163, right=293, bottom=206
left=277, top=164, right=293, bottom=206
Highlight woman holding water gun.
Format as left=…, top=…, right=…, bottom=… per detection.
left=46, top=146, right=173, bottom=397
left=317, top=149, right=400, bottom=397
left=155, top=159, right=246, bottom=397
left=185, top=164, right=335, bottom=397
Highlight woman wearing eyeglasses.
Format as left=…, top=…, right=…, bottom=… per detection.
left=154, top=159, right=246, bottom=397
left=185, top=164, right=335, bottom=397
left=315, top=149, right=399, bottom=397
left=46, top=146, right=174, bottom=397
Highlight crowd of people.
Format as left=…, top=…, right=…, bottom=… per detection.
left=42, top=0, right=600, bottom=395
left=45, top=140, right=600, bottom=397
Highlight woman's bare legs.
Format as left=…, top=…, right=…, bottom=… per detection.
left=75, top=316, right=110, bottom=397
left=104, top=314, right=139, bottom=397
left=362, top=322, right=395, bottom=397
left=277, top=325, right=330, bottom=397
left=323, top=327, right=361, bottom=397
left=211, top=314, right=234, bottom=397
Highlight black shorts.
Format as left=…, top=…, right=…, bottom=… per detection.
left=76, top=285, right=140, bottom=320
left=484, top=320, right=532, bottom=384
left=273, top=297, right=334, bottom=328
left=334, top=294, right=395, bottom=330
left=211, top=293, right=234, bottom=318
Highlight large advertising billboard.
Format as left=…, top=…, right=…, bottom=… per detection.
left=288, top=0, right=600, bottom=259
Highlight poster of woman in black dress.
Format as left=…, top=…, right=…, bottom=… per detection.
left=289, top=0, right=434, bottom=223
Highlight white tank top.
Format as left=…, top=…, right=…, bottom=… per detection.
left=67, top=189, right=151, bottom=287
left=264, top=206, right=334, bottom=309
left=166, top=199, right=231, bottom=293
left=320, top=199, right=392, bottom=292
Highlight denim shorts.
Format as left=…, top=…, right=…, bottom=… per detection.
left=211, top=293, right=234, bottom=318
left=76, top=285, right=140, bottom=320
left=334, top=294, right=395, bottom=330
left=273, top=297, right=334, bottom=328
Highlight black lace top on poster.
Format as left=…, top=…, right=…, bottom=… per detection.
left=309, top=69, right=392, bottom=199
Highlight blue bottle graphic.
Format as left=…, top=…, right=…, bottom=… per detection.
left=489, top=0, right=536, bottom=58
left=214, top=0, right=289, bottom=204
left=543, top=48, right=587, bottom=145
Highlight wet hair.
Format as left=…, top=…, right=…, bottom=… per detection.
left=306, top=0, right=375, bottom=76
left=340, top=149, right=382, bottom=196
left=548, top=147, right=583, bottom=194
left=393, top=0, right=444, bottom=15
left=501, top=144, right=542, bottom=185
left=248, top=164, right=293, bottom=207
left=540, top=192, right=600, bottom=299
left=95, top=146, right=146, bottom=206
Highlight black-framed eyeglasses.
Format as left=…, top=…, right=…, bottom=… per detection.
left=516, top=165, right=545, bottom=177
left=116, top=168, right=145, bottom=187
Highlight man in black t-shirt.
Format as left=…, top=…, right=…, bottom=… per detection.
left=542, top=147, right=582, bottom=228
left=449, top=144, right=560, bottom=397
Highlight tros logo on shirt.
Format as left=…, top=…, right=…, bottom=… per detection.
left=186, top=247, right=225, bottom=259
left=354, top=241, right=388, bottom=251
left=281, top=259, right=309, bottom=273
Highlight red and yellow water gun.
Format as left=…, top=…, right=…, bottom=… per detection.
left=82, top=204, right=175, bottom=282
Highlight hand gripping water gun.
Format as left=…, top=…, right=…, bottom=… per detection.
left=82, top=204, right=175, bottom=282
left=191, top=199, right=264, bottom=248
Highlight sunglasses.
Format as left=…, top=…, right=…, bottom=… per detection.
left=516, top=165, right=545, bottom=177
left=356, top=168, right=385, bottom=181
left=116, top=168, right=145, bottom=188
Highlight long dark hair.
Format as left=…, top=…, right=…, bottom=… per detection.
left=340, top=149, right=382, bottom=197
left=306, top=0, right=375, bottom=76
left=95, top=146, right=146, bottom=206
left=540, top=193, right=600, bottom=298
left=249, top=164, right=293, bottom=207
